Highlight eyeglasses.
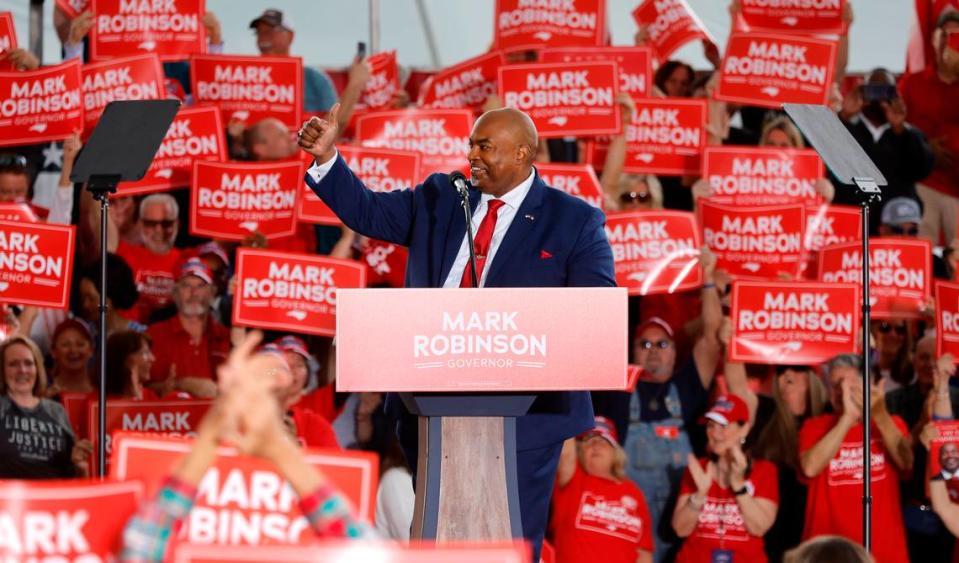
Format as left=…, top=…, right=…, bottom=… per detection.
left=638, top=339, right=672, bottom=350
left=888, top=224, right=919, bottom=236
left=877, top=321, right=907, bottom=335
left=141, top=219, right=176, bottom=230
left=620, top=191, right=651, bottom=205
left=0, top=154, right=27, bottom=169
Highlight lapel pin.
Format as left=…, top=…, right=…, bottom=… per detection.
left=525, top=214, right=535, bottom=221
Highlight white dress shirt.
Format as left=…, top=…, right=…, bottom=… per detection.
left=306, top=152, right=536, bottom=288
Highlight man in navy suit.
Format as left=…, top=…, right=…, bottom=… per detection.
left=298, top=104, right=616, bottom=559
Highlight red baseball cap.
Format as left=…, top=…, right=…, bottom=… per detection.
left=177, top=258, right=213, bottom=285
left=634, top=316, right=675, bottom=340
left=579, top=416, right=619, bottom=446
left=701, top=395, right=750, bottom=426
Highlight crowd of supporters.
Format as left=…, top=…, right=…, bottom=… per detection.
left=1, top=1, right=959, bottom=562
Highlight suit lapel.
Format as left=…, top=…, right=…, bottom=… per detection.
left=484, top=176, right=546, bottom=287
left=436, top=188, right=481, bottom=286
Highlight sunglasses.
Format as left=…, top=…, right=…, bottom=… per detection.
left=638, top=339, right=672, bottom=350
left=877, top=321, right=907, bottom=336
left=888, top=224, right=919, bottom=236
left=141, top=219, right=176, bottom=230
left=0, top=154, right=27, bottom=169
left=619, top=191, right=651, bottom=204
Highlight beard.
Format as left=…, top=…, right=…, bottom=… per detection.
left=143, top=233, right=174, bottom=255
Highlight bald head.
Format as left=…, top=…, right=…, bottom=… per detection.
left=467, top=108, right=539, bottom=197
left=475, top=108, right=538, bottom=161
left=246, top=117, right=296, bottom=161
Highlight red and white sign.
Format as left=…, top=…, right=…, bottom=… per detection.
left=336, top=287, right=627, bottom=392
left=818, top=238, right=932, bottom=320
left=355, top=109, right=473, bottom=176
left=234, top=249, right=366, bottom=337
left=116, top=105, right=226, bottom=196
left=359, top=50, right=400, bottom=110
left=739, top=0, right=845, bottom=35
left=702, top=146, right=824, bottom=207
left=0, top=203, right=38, bottom=223
left=361, top=238, right=408, bottom=289
left=499, top=61, right=620, bottom=138
left=81, top=53, right=165, bottom=134
left=173, top=542, right=530, bottom=563
left=586, top=98, right=707, bottom=175
left=539, top=47, right=654, bottom=98
left=928, top=422, right=959, bottom=493
left=699, top=201, right=805, bottom=280
left=111, top=433, right=379, bottom=546
left=191, top=54, right=303, bottom=129
left=0, top=12, right=17, bottom=71
left=716, top=32, right=837, bottom=108
left=536, top=163, right=603, bottom=209
left=605, top=210, right=702, bottom=295
left=0, top=220, right=76, bottom=309
left=631, top=0, right=713, bottom=63
left=494, top=0, right=605, bottom=52
left=190, top=160, right=300, bottom=241
left=56, top=0, right=90, bottom=18
left=0, top=59, right=83, bottom=147
left=0, top=479, right=142, bottom=561
left=804, top=204, right=861, bottom=253
left=418, top=51, right=506, bottom=113
left=89, top=0, right=206, bottom=62
left=937, top=282, right=959, bottom=361
left=88, top=399, right=212, bottom=475
left=298, top=146, right=420, bottom=225
left=730, top=280, right=858, bottom=364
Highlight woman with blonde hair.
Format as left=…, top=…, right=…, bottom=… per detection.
left=549, top=416, right=654, bottom=563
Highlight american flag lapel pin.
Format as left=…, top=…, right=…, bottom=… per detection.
left=525, top=214, right=535, bottom=221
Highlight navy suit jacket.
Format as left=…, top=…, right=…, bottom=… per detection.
left=305, top=155, right=617, bottom=450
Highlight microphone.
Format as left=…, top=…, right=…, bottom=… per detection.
left=449, top=171, right=471, bottom=198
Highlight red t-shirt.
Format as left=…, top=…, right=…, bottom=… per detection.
left=674, top=458, right=778, bottom=563
left=116, top=240, right=182, bottom=323
left=899, top=68, right=959, bottom=195
left=290, top=404, right=340, bottom=449
left=549, top=465, right=654, bottom=563
left=146, top=315, right=230, bottom=382
left=298, top=385, right=337, bottom=422
left=799, top=414, right=909, bottom=563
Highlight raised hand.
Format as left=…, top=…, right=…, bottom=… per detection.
left=297, top=103, right=341, bottom=163
left=687, top=453, right=713, bottom=496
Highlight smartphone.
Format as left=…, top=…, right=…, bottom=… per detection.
left=861, top=84, right=897, bottom=103
left=357, top=41, right=367, bottom=59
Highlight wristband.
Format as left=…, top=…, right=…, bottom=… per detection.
left=733, top=485, right=749, bottom=496
left=702, top=283, right=716, bottom=290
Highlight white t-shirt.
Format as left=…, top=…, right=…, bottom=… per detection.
left=375, top=466, right=414, bottom=541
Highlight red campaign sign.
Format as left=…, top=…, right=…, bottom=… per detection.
left=80, top=53, right=165, bottom=135
left=739, top=0, right=845, bottom=35
left=730, top=280, right=859, bottom=364
left=605, top=211, right=702, bottom=295
left=298, top=146, right=420, bottom=225
left=0, top=479, right=142, bottom=561
left=233, top=249, right=367, bottom=337
left=539, top=47, right=654, bottom=98
left=818, top=238, right=932, bottom=320
left=355, top=109, right=473, bottom=176
left=801, top=204, right=861, bottom=279
left=716, top=32, right=837, bottom=109
left=702, top=146, right=824, bottom=207
left=417, top=51, right=506, bottom=113
left=498, top=61, right=621, bottom=138
left=88, top=399, right=213, bottom=475
left=0, top=203, right=38, bottom=223
left=0, top=12, right=17, bottom=71
left=190, top=160, right=301, bottom=241
left=89, top=0, right=206, bottom=62
left=632, top=0, right=713, bottom=63
left=494, top=0, right=605, bottom=52
left=0, top=220, right=76, bottom=309
left=61, top=391, right=93, bottom=439
left=928, top=422, right=959, bottom=494
left=56, top=0, right=90, bottom=18
left=173, top=542, right=531, bottom=563
left=360, top=238, right=409, bottom=288
left=359, top=50, right=400, bottom=110
left=699, top=201, right=805, bottom=280
left=191, top=54, right=303, bottom=130
left=536, top=163, right=603, bottom=209
left=937, top=281, right=959, bottom=361
left=585, top=98, right=707, bottom=176
left=111, top=433, right=379, bottom=546
left=0, top=59, right=84, bottom=148
left=116, top=105, right=227, bottom=197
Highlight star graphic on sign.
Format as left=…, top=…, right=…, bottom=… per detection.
left=41, top=142, right=64, bottom=170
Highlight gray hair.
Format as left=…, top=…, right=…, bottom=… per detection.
left=825, top=353, right=863, bottom=378
left=139, top=193, right=179, bottom=219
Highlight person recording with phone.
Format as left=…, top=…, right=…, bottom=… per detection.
left=836, top=68, right=934, bottom=234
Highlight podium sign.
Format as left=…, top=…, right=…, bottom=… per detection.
left=335, top=287, right=628, bottom=392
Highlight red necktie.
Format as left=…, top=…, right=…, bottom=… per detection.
left=460, top=199, right=506, bottom=288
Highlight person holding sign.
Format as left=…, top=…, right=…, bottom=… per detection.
left=298, top=103, right=615, bottom=561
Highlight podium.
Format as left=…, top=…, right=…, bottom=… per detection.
left=336, top=287, right=628, bottom=541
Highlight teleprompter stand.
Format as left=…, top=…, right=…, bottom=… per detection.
left=70, top=100, right=180, bottom=476
left=783, top=104, right=888, bottom=552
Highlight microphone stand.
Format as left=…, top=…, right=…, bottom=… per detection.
left=457, top=182, right=479, bottom=287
